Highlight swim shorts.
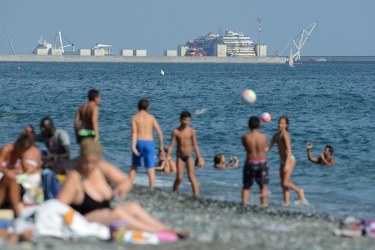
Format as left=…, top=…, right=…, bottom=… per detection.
left=77, top=130, right=96, bottom=143
left=243, top=160, right=269, bottom=189
left=132, top=140, right=155, bottom=169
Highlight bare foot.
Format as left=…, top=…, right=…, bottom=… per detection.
left=169, top=228, right=189, bottom=239
left=19, top=229, right=33, bottom=241
left=176, top=230, right=189, bottom=239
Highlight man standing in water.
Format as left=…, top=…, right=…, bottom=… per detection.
left=74, top=89, right=101, bottom=143
left=307, top=142, right=336, bottom=165
left=129, top=99, right=164, bottom=188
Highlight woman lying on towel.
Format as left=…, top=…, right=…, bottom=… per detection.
left=57, top=139, right=188, bottom=238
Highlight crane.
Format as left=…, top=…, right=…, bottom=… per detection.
left=4, top=29, right=16, bottom=55
left=54, top=31, right=75, bottom=53
left=91, top=44, right=113, bottom=55
left=280, top=21, right=318, bottom=61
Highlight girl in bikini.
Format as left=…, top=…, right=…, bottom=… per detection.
left=0, top=126, right=41, bottom=217
left=265, top=116, right=305, bottom=205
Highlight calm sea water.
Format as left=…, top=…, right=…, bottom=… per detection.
left=0, top=61, right=374, bottom=218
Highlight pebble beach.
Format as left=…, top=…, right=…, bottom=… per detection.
left=1, top=184, right=373, bottom=250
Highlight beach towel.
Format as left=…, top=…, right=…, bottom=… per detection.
left=8, top=199, right=110, bottom=241
left=123, top=230, right=160, bottom=245
left=333, top=216, right=375, bottom=238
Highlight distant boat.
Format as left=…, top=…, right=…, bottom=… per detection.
left=289, top=48, right=294, bottom=68
left=160, top=69, right=165, bottom=75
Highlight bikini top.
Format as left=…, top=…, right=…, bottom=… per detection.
left=1, top=159, right=21, bottom=169
left=71, top=172, right=111, bottom=215
left=1, top=159, right=39, bottom=169
left=71, top=191, right=111, bottom=215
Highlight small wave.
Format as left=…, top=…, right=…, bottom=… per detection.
left=194, top=108, right=208, bottom=115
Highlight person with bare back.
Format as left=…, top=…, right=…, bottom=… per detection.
left=129, top=99, right=164, bottom=188
left=241, top=116, right=269, bottom=207
left=74, top=89, right=101, bottom=143
left=166, top=111, right=205, bottom=196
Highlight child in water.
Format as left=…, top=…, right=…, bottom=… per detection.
left=155, top=148, right=177, bottom=173
left=265, top=116, right=305, bottom=205
left=213, top=154, right=239, bottom=169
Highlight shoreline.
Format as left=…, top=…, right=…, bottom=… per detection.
left=3, top=184, right=372, bottom=250
left=0, top=54, right=285, bottom=64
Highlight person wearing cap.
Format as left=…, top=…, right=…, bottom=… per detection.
left=37, top=116, right=71, bottom=173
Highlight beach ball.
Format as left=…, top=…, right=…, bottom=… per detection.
left=241, top=89, right=256, bottom=105
left=261, top=112, right=271, bottom=123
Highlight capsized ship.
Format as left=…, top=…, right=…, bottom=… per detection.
left=185, top=29, right=256, bottom=57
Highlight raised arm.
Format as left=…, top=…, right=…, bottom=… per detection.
left=152, top=116, right=164, bottom=151
left=228, top=156, right=239, bottom=169
left=306, top=142, right=319, bottom=163
left=92, top=106, right=99, bottom=142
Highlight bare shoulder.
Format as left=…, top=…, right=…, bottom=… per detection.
left=0, top=144, right=12, bottom=153
left=24, top=146, right=41, bottom=156
left=261, top=132, right=268, bottom=140
left=189, top=127, right=196, bottom=134
left=99, top=160, right=117, bottom=171
left=66, top=170, right=81, bottom=181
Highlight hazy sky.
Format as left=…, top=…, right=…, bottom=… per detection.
left=0, top=0, right=374, bottom=56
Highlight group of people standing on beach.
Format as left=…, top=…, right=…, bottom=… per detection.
left=0, top=88, right=337, bottom=242
left=0, top=89, right=189, bottom=242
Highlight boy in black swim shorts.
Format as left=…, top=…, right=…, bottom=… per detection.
left=241, top=116, right=269, bottom=207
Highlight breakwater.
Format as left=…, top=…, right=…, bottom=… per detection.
left=0, top=54, right=286, bottom=64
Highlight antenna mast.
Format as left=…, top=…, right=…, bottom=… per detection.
left=257, top=17, right=261, bottom=57
left=4, top=29, right=16, bottom=55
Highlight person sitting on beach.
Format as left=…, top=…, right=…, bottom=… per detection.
left=265, top=116, right=305, bottom=205
left=213, top=154, right=239, bottom=169
left=307, top=142, right=336, bottom=165
left=129, top=99, right=164, bottom=188
left=155, top=148, right=177, bottom=173
left=74, top=89, right=101, bottom=143
left=57, top=139, right=187, bottom=238
left=241, top=117, right=268, bottom=207
left=37, top=116, right=71, bottom=174
left=0, top=126, right=42, bottom=217
left=166, top=111, right=205, bottom=196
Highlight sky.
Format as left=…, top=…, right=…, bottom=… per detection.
left=0, top=0, right=374, bottom=56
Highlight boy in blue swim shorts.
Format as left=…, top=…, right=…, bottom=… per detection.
left=129, top=99, right=164, bottom=188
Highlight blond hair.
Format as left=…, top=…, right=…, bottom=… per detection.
left=80, top=139, right=102, bottom=158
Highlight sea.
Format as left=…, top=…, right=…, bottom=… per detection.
left=0, top=61, right=374, bottom=219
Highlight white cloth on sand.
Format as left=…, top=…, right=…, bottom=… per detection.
left=8, top=199, right=110, bottom=241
